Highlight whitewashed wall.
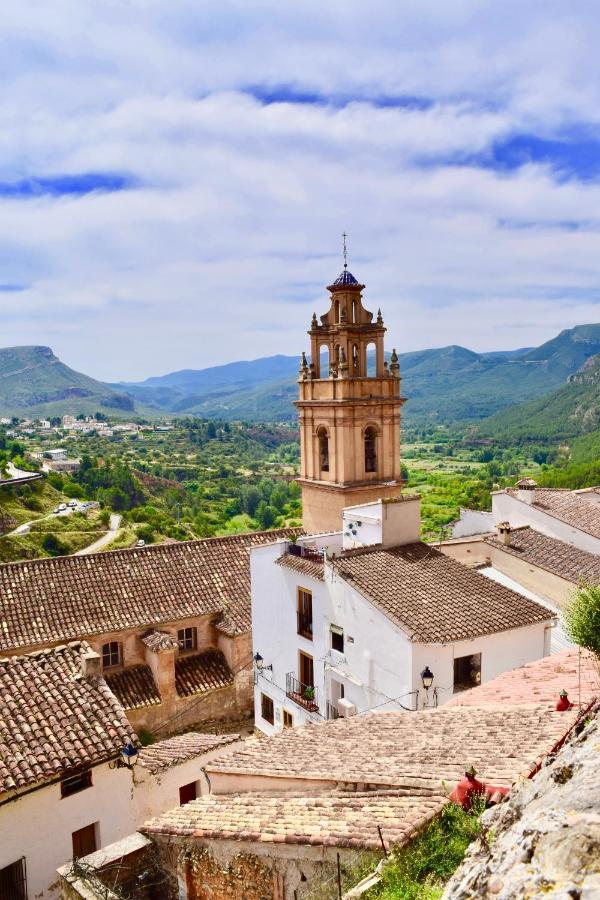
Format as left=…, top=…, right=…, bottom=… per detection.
left=0, top=744, right=243, bottom=899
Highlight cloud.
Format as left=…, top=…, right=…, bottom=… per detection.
left=0, top=1, right=599, bottom=381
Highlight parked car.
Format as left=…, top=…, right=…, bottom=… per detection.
left=68, top=499, right=78, bottom=508
left=56, top=503, right=67, bottom=512
left=136, top=539, right=145, bottom=548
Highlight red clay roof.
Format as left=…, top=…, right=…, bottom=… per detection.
left=139, top=732, right=240, bottom=774
left=0, top=528, right=300, bottom=652
left=505, top=486, right=600, bottom=539
left=105, top=664, right=161, bottom=710
left=446, top=648, right=599, bottom=710
left=485, top=527, right=600, bottom=585
left=175, top=650, right=233, bottom=697
left=333, top=542, right=553, bottom=642
left=143, top=788, right=446, bottom=850
left=0, top=642, right=136, bottom=793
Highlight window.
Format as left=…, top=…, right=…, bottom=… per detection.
left=61, top=769, right=92, bottom=798
left=72, top=823, right=97, bottom=859
left=179, top=782, right=197, bottom=805
left=330, top=625, right=344, bottom=654
left=177, top=627, right=197, bottom=652
left=317, top=427, right=329, bottom=472
left=101, top=641, right=121, bottom=669
left=261, top=692, right=274, bottom=725
left=297, top=588, right=313, bottom=639
left=364, top=426, right=377, bottom=473
left=453, top=653, right=482, bottom=693
left=0, top=858, right=27, bottom=900
left=299, top=651, right=314, bottom=689
left=283, top=710, right=293, bottom=728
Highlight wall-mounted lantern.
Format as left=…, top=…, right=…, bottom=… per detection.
left=254, top=652, right=273, bottom=672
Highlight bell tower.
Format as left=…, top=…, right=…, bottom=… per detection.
left=296, top=251, right=405, bottom=533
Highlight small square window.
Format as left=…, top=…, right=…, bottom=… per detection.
left=72, top=823, right=97, bottom=859
left=453, top=653, right=482, bottom=693
left=101, top=642, right=121, bottom=669
left=61, top=770, right=92, bottom=798
left=283, top=710, right=293, bottom=728
left=177, top=627, right=197, bottom=652
left=261, top=692, right=274, bottom=725
left=330, top=626, right=344, bottom=654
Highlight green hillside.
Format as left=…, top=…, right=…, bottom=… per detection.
left=0, top=346, right=140, bottom=418
left=479, top=353, right=600, bottom=442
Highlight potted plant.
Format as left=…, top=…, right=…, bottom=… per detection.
left=303, top=685, right=315, bottom=702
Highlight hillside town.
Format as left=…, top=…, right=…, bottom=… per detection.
left=0, top=264, right=598, bottom=899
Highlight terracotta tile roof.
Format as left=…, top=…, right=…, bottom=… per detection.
left=206, top=705, right=577, bottom=790
left=485, top=527, right=600, bottom=585
left=142, top=789, right=446, bottom=850
left=505, top=486, right=600, bottom=539
left=332, top=542, right=553, bottom=642
left=0, top=641, right=136, bottom=793
left=446, top=648, right=599, bottom=710
left=0, top=527, right=301, bottom=652
left=275, top=553, right=325, bottom=581
left=105, top=665, right=161, bottom=710
left=139, top=732, right=240, bottom=774
left=175, top=650, right=233, bottom=697
left=141, top=630, right=179, bottom=652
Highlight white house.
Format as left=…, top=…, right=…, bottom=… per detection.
left=0, top=641, right=242, bottom=899
left=251, top=497, right=555, bottom=735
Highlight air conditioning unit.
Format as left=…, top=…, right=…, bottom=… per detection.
left=337, top=697, right=357, bottom=718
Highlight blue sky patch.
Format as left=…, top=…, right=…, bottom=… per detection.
left=0, top=172, right=138, bottom=199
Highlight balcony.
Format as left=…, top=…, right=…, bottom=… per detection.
left=286, top=672, right=319, bottom=713
left=287, top=543, right=325, bottom=564
left=297, top=609, right=313, bottom=640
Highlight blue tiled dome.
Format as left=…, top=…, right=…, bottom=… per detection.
left=332, top=268, right=359, bottom=286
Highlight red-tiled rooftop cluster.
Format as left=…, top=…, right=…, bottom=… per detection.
left=505, top=486, right=600, bottom=539
left=0, top=642, right=136, bottom=793
left=139, top=732, right=240, bottom=774
left=0, top=528, right=300, bottom=652
left=485, top=527, right=600, bottom=585
left=332, top=542, right=553, bottom=642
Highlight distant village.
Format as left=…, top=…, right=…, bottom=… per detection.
left=0, top=266, right=598, bottom=899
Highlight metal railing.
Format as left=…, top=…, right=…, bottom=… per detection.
left=297, top=609, right=313, bottom=640
left=286, top=672, right=319, bottom=713
left=287, top=543, right=325, bottom=563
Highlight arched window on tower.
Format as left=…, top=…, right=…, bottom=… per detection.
left=352, top=344, right=360, bottom=374
left=352, top=298, right=357, bottom=323
left=334, top=299, right=340, bottom=323
left=366, top=341, right=376, bottom=376
left=317, top=426, right=329, bottom=472
left=319, top=345, right=329, bottom=378
left=364, top=426, right=377, bottom=473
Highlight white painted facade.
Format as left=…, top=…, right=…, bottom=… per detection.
left=0, top=743, right=240, bottom=899
left=251, top=499, right=552, bottom=736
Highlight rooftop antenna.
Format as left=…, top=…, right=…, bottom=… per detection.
left=342, top=231, right=348, bottom=269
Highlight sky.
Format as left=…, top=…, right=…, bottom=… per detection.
left=2, top=1, right=600, bottom=381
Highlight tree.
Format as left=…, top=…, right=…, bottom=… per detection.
left=564, top=585, right=600, bottom=663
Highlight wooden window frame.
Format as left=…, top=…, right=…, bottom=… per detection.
left=330, top=625, right=344, bottom=654
left=101, top=641, right=121, bottom=669
left=297, top=588, right=313, bottom=640
left=72, top=823, right=98, bottom=859
left=283, top=710, right=293, bottom=728
left=177, top=627, right=197, bottom=652
left=261, top=692, right=275, bottom=725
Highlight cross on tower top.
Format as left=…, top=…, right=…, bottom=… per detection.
left=342, top=232, right=348, bottom=269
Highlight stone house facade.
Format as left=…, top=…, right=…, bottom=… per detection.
left=0, top=528, right=299, bottom=735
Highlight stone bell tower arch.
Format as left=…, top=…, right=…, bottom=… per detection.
left=296, top=253, right=405, bottom=533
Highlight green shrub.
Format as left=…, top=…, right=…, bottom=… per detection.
left=564, top=585, right=600, bottom=659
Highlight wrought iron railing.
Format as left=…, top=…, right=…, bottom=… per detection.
left=286, top=672, right=319, bottom=713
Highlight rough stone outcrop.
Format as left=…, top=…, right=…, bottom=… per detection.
left=443, top=703, right=600, bottom=899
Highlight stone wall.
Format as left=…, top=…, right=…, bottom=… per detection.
left=443, top=703, right=600, bottom=899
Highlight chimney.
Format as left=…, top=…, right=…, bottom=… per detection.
left=515, top=478, right=537, bottom=505
left=497, top=521, right=512, bottom=546
left=81, top=648, right=101, bottom=678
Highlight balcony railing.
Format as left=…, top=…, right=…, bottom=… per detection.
left=287, top=543, right=325, bottom=563
left=297, top=609, right=313, bottom=640
left=286, top=672, right=319, bottom=713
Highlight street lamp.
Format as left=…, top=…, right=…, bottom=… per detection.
left=420, top=666, right=434, bottom=690
left=254, top=652, right=272, bottom=672
left=120, top=743, right=139, bottom=769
